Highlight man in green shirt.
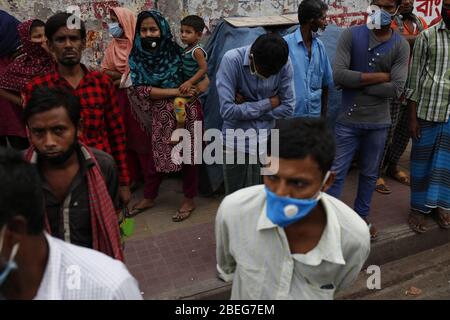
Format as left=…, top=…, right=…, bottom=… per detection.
left=407, top=0, right=450, bottom=233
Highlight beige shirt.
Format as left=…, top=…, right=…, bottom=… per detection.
left=215, top=185, right=370, bottom=300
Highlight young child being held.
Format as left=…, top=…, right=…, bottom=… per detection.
left=174, top=15, right=208, bottom=130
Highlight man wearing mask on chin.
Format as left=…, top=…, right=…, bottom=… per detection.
left=216, top=33, right=295, bottom=196
left=329, top=0, right=410, bottom=240
left=215, top=118, right=370, bottom=300
left=23, top=87, right=124, bottom=261
left=284, top=0, right=334, bottom=118
left=0, top=148, right=142, bottom=300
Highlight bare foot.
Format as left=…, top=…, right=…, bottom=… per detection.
left=179, top=197, right=195, bottom=212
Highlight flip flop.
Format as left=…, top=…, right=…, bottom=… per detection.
left=388, top=169, right=410, bottom=186
left=408, top=212, right=427, bottom=234
left=128, top=204, right=154, bottom=217
left=375, top=178, right=391, bottom=195
left=172, top=208, right=195, bottom=222
left=363, top=218, right=378, bottom=241
left=368, top=223, right=378, bottom=241
left=432, top=210, right=450, bottom=229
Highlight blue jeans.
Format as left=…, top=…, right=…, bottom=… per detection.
left=327, top=123, right=388, bottom=217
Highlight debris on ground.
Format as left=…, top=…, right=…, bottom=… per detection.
left=405, top=286, right=422, bottom=296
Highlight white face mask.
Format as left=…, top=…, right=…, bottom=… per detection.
left=312, top=28, right=324, bottom=38
left=0, top=226, right=20, bottom=287
left=249, top=53, right=269, bottom=80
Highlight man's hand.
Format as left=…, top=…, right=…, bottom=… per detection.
left=381, top=73, right=391, bottom=83
left=361, top=72, right=391, bottom=86
left=409, top=115, right=421, bottom=140
left=119, top=186, right=131, bottom=207
left=409, top=101, right=421, bottom=140
left=179, top=81, right=193, bottom=95
left=270, top=95, right=281, bottom=109
left=235, top=92, right=246, bottom=104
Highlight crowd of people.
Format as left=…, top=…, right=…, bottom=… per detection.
left=0, top=0, right=449, bottom=300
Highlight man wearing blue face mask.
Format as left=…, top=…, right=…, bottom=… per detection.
left=329, top=0, right=409, bottom=240
left=0, top=148, right=142, bottom=300
left=215, top=118, right=370, bottom=300
left=284, top=0, right=333, bottom=118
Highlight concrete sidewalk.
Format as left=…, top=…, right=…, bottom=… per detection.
left=336, top=243, right=450, bottom=300
left=123, top=148, right=450, bottom=299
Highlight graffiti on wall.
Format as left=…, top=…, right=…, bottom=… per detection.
left=326, top=0, right=369, bottom=27
left=0, top=0, right=153, bottom=67
left=0, top=0, right=444, bottom=67
left=182, top=0, right=371, bottom=35
left=415, top=0, right=443, bottom=25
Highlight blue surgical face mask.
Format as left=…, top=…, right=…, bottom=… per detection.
left=108, top=22, right=124, bottom=38
left=369, top=7, right=399, bottom=27
left=0, top=227, right=20, bottom=287
left=265, top=171, right=330, bottom=228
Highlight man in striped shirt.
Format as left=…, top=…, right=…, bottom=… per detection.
left=407, top=0, right=450, bottom=233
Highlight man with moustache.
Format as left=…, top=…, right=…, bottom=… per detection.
left=23, top=12, right=131, bottom=209
left=23, top=86, right=124, bottom=261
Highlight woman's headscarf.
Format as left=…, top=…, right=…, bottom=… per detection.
left=128, top=10, right=183, bottom=88
left=0, top=10, right=21, bottom=58
left=0, top=19, right=55, bottom=92
left=101, top=7, right=136, bottom=74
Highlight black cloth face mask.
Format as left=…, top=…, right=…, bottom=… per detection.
left=141, top=37, right=161, bottom=51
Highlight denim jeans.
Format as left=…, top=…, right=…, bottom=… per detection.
left=327, top=123, right=388, bottom=217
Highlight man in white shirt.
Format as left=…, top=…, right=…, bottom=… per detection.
left=0, top=148, right=142, bottom=300
left=215, top=118, right=371, bottom=300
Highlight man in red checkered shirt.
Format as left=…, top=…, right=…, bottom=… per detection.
left=23, top=12, right=131, bottom=206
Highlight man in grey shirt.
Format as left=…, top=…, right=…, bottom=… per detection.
left=327, top=0, right=409, bottom=240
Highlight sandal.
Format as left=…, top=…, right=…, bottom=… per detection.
left=387, top=169, right=410, bottom=186
left=375, top=178, right=391, bottom=195
left=363, top=218, right=378, bottom=241
left=172, top=208, right=195, bottom=222
left=408, top=211, right=427, bottom=234
left=432, top=209, right=450, bottom=229
left=128, top=202, right=155, bottom=217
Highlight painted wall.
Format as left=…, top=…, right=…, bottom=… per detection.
left=0, top=0, right=443, bottom=67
